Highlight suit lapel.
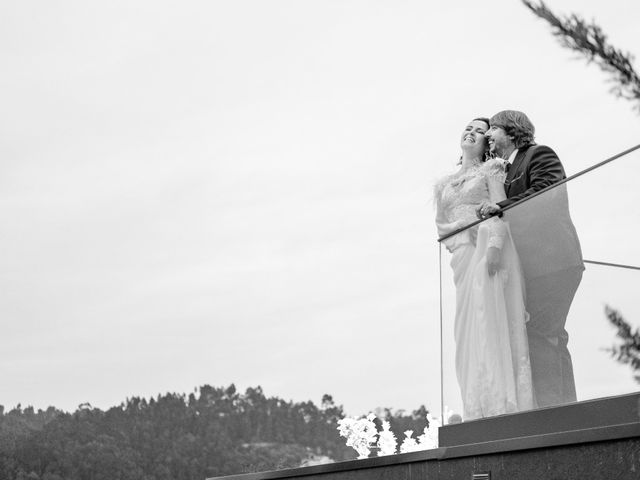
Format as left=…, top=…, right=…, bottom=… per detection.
left=505, top=147, right=528, bottom=196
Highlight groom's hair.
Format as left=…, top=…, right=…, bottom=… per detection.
left=489, top=110, right=535, bottom=148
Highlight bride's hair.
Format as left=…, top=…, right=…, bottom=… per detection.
left=472, top=117, right=490, bottom=128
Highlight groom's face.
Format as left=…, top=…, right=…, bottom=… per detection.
left=486, top=126, right=515, bottom=158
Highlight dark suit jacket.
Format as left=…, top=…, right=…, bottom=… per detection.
left=497, top=144, right=584, bottom=279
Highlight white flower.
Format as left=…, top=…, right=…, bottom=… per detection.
left=415, top=413, right=440, bottom=449
left=399, top=430, right=420, bottom=453
left=399, top=413, right=442, bottom=452
left=376, top=421, right=397, bottom=456
left=337, top=413, right=378, bottom=459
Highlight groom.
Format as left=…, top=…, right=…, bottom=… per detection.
left=478, top=110, right=584, bottom=408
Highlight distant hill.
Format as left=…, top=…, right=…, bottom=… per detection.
left=0, top=384, right=430, bottom=480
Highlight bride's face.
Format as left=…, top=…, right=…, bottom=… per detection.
left=460, top=120, right=489, bottom=156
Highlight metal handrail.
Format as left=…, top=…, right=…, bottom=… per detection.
left=437, top=143, right=640, bottom=244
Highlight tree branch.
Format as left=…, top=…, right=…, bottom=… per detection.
left=522, top=0, right=640, bottom=113
left=604, top=305, right=640, bottom=383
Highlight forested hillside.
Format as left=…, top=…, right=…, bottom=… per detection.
left=0, top=385, right=430, bottom=480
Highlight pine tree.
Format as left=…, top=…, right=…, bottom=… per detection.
left=604, top=306, right=640, bottom=382
left=522, top=0, right=640, bottom=113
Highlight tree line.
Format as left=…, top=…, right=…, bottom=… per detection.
left=0, top=384, right=430, bottom=480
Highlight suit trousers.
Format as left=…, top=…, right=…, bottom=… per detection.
left=525, top=266, right=583, bottom=408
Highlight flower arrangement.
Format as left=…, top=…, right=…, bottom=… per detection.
left=337, top=411, right=444, bottom=458
left=336, top=413, right=378, bottom=459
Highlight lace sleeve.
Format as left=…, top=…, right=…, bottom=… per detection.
left=486, top=218, right=506, bottom=249
left=484, top=160, right=508, bottom=250
left=433, top=174, right=467, bottom=252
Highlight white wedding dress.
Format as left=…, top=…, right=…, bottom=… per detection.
left=435, top=159, right=534, bottom=420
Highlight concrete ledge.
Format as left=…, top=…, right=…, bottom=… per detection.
left=439, top=391, right=640, bottom=447
left=207, top=419, right=640, bottom=480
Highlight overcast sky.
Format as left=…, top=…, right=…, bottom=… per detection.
left=1, top=0, right=639, bottom=418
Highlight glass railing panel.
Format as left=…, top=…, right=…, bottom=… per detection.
left=438, top=241, right=460, bottom=424
left=555, top=147, right=640, bottom=403
left=438, top=146, right=640, bottom=425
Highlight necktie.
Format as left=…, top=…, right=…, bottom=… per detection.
left=504, top=162, right=511, bottom=174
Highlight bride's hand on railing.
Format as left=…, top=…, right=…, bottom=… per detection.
left=477, top=201, right=502, bottom=219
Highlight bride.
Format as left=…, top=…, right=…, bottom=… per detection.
left=434, top=117, right=534, bottom=420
